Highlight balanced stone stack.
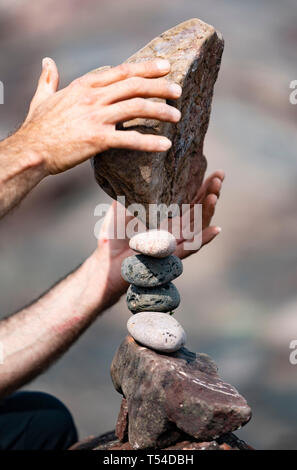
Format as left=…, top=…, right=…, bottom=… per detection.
left=121, top=230, right=187, bottom=353
left=118, top=235, right=252, bottom=450
left=87, top=19, right=252, bottom=450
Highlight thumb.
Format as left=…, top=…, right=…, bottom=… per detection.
left=25, top=57, right=59, bottom=122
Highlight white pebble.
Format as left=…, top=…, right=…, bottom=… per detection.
left=127, top=311, right=186, bottom=353
left=129, top=230, right=176, bottom=258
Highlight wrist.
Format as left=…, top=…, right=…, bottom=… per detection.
left=88, top=248, right=128, bottom=313
left=0, top=130, right=49, bottom=181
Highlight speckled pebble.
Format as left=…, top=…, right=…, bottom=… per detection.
left=127, top=311, right=186, bottom=353
left=121, top=254, right=183, bottom=287
left=129, top=230, right=176, bottom=258
left=126, top=282, right=180, bottom=314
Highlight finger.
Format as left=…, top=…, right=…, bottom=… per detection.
left=177, top=192, right=217, bottom=240
left=26, top=57, right=59, bottom=122
left=41, top=57, right=59, bottom=93
left=202, top=225, right=221, bottom=247
left=212, top=169, right=225, bottom=182
left=101, top=77, right=181, bottom=104
left=107, top=130, right=172, bottom=152
left=204, top=169, right=225, bottom=185
left=175, top=226, right=221, bottom=260
left=105, top=98, right=181, bottom=124
left=177, top=191, right=218, bottom=240
left=207, top=177, right=222, bottom=199
left=86, top=60, right=171, bottom=87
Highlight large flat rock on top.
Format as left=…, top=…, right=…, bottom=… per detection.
left=93, top=19, right=224, bottom=224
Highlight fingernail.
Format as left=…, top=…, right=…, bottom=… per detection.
left=216, top=227, right=222, bottom=234
left=156, top=59, right=170, bottom=71
left=159, top=137, right=172, bottom=151
left=169, top=83, right=182, bottom=98
left=171, top=107, right=181, bottom=122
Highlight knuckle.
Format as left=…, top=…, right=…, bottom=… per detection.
left=85, top=129, right=107, bottom=147
left=126, top=77, right=142, bottom=93
left=155, top=78, right=166, bottom=90
left=156, top=102, right=170, bottom=118
left=82, top=91, right=96, bottom=105
left=79, top=74, right=89, bottom=85
left=129, top=130, right=139, bottom=142
left=164, top=79, right=174, bottom=91
left=69, top=78, right=79, bottom=89
left=141, top=61, right=152, bottom=73
left=73, top=76, right=82, bottom=86
left=71, top=76, right=86, bottom=89
left=129, top=97, right=144, bottom=112
left=116, top=63, right=130, bottom=79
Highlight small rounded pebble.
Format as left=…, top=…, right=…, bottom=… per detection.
left=126, top=282, right=180, bottom=314
left=121, top=254, right=183, bottom=287
left=127, top=311, right=186, bottom=353
left=129, top=230, right=176, bottom=258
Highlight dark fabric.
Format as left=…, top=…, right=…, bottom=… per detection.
left=0, top=391, right=78, bottom=450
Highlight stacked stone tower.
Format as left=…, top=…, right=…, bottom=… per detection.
left=121, top=230, right=186, bottom=352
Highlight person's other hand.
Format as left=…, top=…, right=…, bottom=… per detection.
left=174, top=169, right=225, bottom=259
left=17, top=58, right=182, bottom=174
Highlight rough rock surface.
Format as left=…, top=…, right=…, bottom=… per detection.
left=126, top=282, right=180, bottom=313
left=127, top=312, right=186, bottom=353
left=92, top=18, right=224, bottom=224
left=111, top=336, right=251, bottom=449
left=121, top=254, right=183, bottom=287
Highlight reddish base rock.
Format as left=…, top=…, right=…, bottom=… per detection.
left=110, top=336, right=251, bottom=449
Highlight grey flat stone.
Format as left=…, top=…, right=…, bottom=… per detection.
left=126, top=282, right=180, bottom=313
left=121, top=254, right=183, bottom=287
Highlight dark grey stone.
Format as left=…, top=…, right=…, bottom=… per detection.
left=121, top=254, right=183, bottom=287
left=126, top=282, right=180, bottom=313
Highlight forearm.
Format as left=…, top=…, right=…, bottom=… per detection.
left=0, top=250, right=121, bottom=398
left=0, top=132, right=48, bottom=219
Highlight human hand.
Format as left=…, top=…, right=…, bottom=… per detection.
left=17, top=57, right=182, bottom=175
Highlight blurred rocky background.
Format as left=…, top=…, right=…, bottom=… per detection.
left=0, top=0, right=297, bottom=450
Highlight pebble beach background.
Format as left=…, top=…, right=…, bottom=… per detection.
left=0, top=0, right=297, bottom=449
